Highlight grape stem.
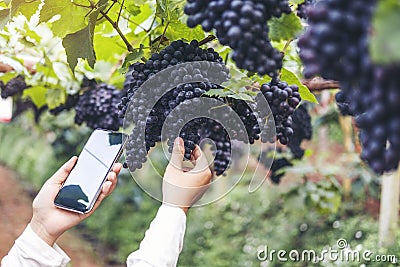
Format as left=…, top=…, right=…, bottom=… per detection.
left=282, top=39, right=293, bottom=54
left=198, top=35, right=216, bottom=46
left=156, top=22, right=170, bottom=52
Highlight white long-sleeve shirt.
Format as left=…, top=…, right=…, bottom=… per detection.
left=1, top=205, right=186, bottom=267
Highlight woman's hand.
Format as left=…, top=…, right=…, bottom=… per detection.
left=162, top=138, right=213, bottom=213
left=30, top=157, right=122, bottom=246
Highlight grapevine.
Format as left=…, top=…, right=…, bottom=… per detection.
left=74, top=81, right=123, bottom=131
left=0, top=75, right=28, bottom=99
left=184, top=0, right=291, bottom=77
left=121, top=39, right=304, bottom=175
left=298, top=0, right=400, bottom=174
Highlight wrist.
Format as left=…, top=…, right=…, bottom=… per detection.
left=29, top=220, right=58, bottom=246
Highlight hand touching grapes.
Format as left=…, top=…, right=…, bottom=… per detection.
left=163, top=137, right=213, bottom=213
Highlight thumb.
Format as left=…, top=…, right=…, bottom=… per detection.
left=191, top=145, right=210, bottom=173
left=50, top=156, right=77, bottom=184
left=169, top=137, right=184, bottom=170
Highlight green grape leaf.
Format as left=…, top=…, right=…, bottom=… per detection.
left=280, top=68, right=318, bottom=104
left=46, top=88, right=66, bottom=109
left=370, top=0, right=400, bottom=64
left=166, top=21, right=205, bottom=43
left=0, top=8, right=10, bottom=29
left=0, top=72, right=18, bottom=83
left=11, top=0, right=40, bottom=20
left=206, top=76, right=256, bottom=101
left=125, top=1, right=145, bottom=16
left=121, top=45, right=145, bottom=71
left=205, top=89, right=232, bottom=98
left=39, top=0, right=89, bottom=38
left=268, top=13, right=303, bottom=42
left=23, top=85, right=47, bottom=108
left=156, top=0, right=184, bottom=22
left=221, top=76, right=253, bottom=91
left=62, top=5, right=101, bottom=72
left=290, top=0, right=305, bottom=5
left=228, top=93, right=254, bottom=102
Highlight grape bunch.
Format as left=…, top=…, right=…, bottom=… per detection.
left=297, top=0, right=400, bottom=174
left=119, top=40, right=224, bottom=117
left=0, top=75, right=28, bottom=99
left=288, top=104, right=312, bottom=159
left=162, top=97, right=234, bottom=175
left=120, top=40, right=230, bottom=172
left=355, top=66, right=400, bottom=174
left=334, top=91, right=352, bottom=116
left=75, top=83, right=122, bottom=131
left=257, top=79, right=301, bottom=145
left=296, top=0, right=315, bottom=19
left=200, top=119, right=231, bottom=175
left=121, top=39, right=303, bottom=175
left=258, top=148, right=293, bottom=184
left=298, top=0, right=375, bottom=81
left=184, top=0, right=291, bottom=76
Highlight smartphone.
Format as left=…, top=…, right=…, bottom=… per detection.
left=54, top=129, right=127, bottom=214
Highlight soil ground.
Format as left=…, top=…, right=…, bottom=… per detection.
left=0, top=165, right=108, bottom=267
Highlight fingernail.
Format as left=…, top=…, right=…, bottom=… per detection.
left=175, top=137, right=182, bottom=146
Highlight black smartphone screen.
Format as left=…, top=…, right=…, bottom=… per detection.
left=54, top=130, right=125, bottom=213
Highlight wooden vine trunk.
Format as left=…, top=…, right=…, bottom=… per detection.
left=378, top=169, right=400, bottom=247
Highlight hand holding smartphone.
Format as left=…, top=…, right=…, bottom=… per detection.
left=54, top=129, right=127, bottom=214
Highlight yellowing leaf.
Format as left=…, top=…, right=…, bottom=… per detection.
left=39, top=0, right=89, bottom=38
left=46, top=88, right=66, bottom=109
left=166, top=21, right=205, bottom=42
left=11, top=0, right=40, bottom=20
left=0, top=8, right=10, bottom=29
left=280, top=68, right=318, bottom=104
left=23, top=85, right=47, bottom=108
left=62, top=4, right=101, bottom=72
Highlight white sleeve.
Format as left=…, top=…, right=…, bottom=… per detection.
left=1, top=224, right=70, bottom=267
left=126, top=204, right=187, bottom=267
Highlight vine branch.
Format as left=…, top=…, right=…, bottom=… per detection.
left=199, top=35, right=216, bottom=46
left=98, top=9, right=134, bottom=52
left=302, top=78, right=340, bottom=91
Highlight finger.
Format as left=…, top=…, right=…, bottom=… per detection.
left=101, top=180, right=113, bottom=196
left=191, top=146, right=210, bottom=172
left=88, top=181, right=113, bottom=216
left=192, top=145, right=201, bottom=161
left=190, top=146, right=200, bottom=165
left=106, top=171, right=118, bottom=193
left=113, top=163, right=123, bottom=174
left=169, top=137, right=185, bottom=170
left=49, top=156, right=77, bottom=184
left=96, top=177, right=116, bottom=204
